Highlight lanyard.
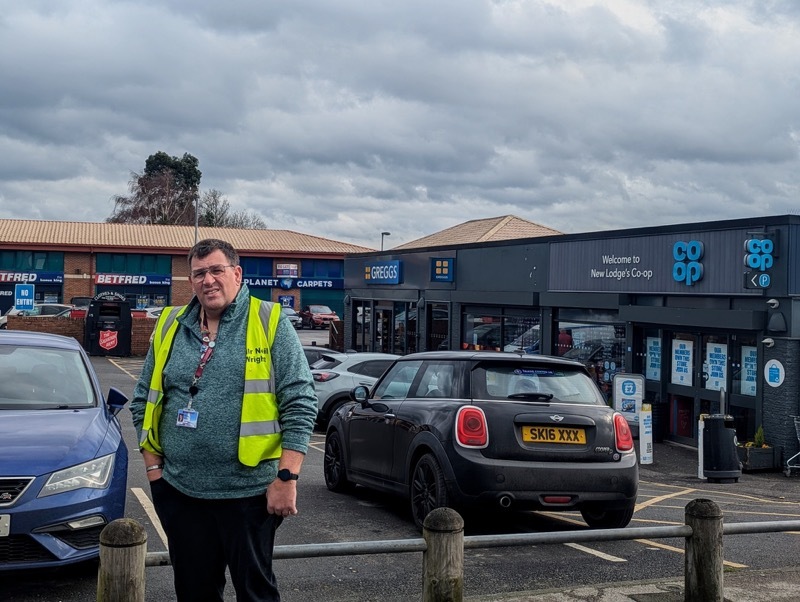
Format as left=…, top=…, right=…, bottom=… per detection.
left=188, top=315, right=217, bottom=406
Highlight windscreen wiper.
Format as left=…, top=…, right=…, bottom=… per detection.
left=507, top=392, right=554, bottom=401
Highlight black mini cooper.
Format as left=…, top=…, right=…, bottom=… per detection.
left=324, top=351, right=638, bottom=530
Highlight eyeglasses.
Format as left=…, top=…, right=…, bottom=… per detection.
left=190, top=264, right=235, bottom=283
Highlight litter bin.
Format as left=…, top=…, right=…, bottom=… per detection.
left=85, top=295, right=132, bottom=357
left=703, top=414, right=742, bottom=483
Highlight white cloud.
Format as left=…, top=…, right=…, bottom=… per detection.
left=0, top=0, right=798, bottom=248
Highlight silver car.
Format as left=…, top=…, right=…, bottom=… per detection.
left=311, top=351, right=399, bottom=426
left=281, top=306, right=302, bottom=329
left=0, top=303, right=74, bottom=329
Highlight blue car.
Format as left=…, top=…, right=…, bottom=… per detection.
left=0, top=331, right=128, bottom=570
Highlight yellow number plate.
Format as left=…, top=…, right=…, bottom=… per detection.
left=522, top=426, right=586, bottom=444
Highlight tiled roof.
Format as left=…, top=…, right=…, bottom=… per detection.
left=392, top=215, right=562, bottom=250
left=0, top=220, right=374, bottom=256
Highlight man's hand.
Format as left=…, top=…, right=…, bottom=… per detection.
left=267, top=449, right=305, bottom=516
left=142, top=450, right=163, bottom=483
left=267, top=480, right=298, bottom=516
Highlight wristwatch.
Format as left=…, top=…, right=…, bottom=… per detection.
left=277, top=468, right=299, bottom=482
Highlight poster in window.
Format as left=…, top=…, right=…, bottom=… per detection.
left=704, top=343, right=727, bottom=391
left=671, top=339, right=693, bottom=385
left=740, top=346, right=757, bottom=396
left=645, top=337, right=661, bottom=381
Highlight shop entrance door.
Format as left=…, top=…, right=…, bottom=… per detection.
left=665, top=331, right=731, bottom=446
left=374, top=306, right=394, bottom=354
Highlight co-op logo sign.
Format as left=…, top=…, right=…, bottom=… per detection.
left=672, top=241, right=704, bottom=286
left=744, top=238, right=773, bottom=271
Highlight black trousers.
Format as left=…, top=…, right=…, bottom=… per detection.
left=150, top=479, right=283, bottom=602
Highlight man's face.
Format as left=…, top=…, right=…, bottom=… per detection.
left=190, top=250, right=243, bottom=315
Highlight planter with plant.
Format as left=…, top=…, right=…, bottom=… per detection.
left=737, top=426, right=784, bottom=472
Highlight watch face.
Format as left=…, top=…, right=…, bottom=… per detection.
left=278, top=469, right=298, bottom=481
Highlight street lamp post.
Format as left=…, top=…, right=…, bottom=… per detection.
left=381, top=231, right=391, bottom=251
left=194, top=195, right=199, bottom=245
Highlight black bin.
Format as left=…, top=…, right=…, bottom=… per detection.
left=703, top=414, right=742, bottom=483
left=85, top=297, right=132, bottom=357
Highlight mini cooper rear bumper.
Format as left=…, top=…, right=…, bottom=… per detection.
left=442, top=447, right=639, bottom=511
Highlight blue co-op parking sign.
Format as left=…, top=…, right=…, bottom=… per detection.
left=14, top=284, right=35, bottom=310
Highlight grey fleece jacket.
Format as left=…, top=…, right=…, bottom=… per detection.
left=129, top=284, right=317, bottom=499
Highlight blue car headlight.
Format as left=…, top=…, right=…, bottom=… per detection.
left=38, top=453, right=116, bottom=498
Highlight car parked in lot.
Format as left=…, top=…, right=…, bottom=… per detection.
left=324, top=351, right=638, bottom=530
left=0, top=330, right=129, bottom=570
left=303, top=345, right=337, bottom=367
left=0, top=303, right=74, bottom=329
left=298, top=304, right=339, bottom=329
left=281, top=306, right=302, bottom=329
left=311, top=351, right=399, bottom=427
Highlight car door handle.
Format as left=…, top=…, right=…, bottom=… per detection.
left=384, top=413, right=396, bottom=420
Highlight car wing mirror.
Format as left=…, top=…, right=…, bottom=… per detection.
left=351, top=385, right=370, bottom=403
left=106, top=386, right=129, bottom=416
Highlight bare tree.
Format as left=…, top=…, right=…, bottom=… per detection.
left=199, top=189, right=267, bottom=229
left=107, top=153, right=267, bottom=229
left=107, top=152, right=201, bottom=226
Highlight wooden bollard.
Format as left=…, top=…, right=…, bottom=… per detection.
left=97, top=518, right=148, bottom=602
left=422, top=507, right=464, bottom=602
left=684, top=498, right=723, bottom=602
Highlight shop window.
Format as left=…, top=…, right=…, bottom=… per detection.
left=426, top=303, right=449, bottom=351
left=731, top=334, right=758, bottom=397
left=670, top=333, right=695, bottom=386
left=240, top=257, right=273, bottom=277
left=0, top=251, right=63, bottom=272
left=461, top=313, right=502, bottom=351
left=642, top=330, right=661, bottom=381
left=559, top=322, right=625, bottom=397
left=394, top=301, right=417, bottom=355
left=97, top=253, right=170, bottom=274
left=301, top=259, right=343, bottom=279
left=702, top=335, right=728, bottom=392
left=502, top=316, right=540, bottom=354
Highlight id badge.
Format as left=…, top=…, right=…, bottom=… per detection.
left=177, top=407, right=199, bottom=428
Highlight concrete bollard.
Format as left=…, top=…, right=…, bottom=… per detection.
left=422, top=507, right=464, bottom=602
left=684, top=498, right=723, bottom=602
left=97, top=518, right=148, bottom=602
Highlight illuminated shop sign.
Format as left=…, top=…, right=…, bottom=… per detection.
left=430, top=258, right=455, bottom=283
left=743, top=236, right=774, bottom=289
left=95, top=274, right=172, bottom=286
left=244, top=277, right=343, bottom=289
left=672, top=241, right=704, bottom=286
left=364, top=261, right=402, bottom=285
left=0, top=271, right=64, bottom=284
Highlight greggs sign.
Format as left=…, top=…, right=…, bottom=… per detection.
left=364, top=261, right=402, bottom=285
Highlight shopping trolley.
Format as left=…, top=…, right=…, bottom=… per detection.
left=784, top=416, right=800, bottom=477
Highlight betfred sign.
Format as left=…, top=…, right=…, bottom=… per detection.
left=94, top=274, right=172, bottom=285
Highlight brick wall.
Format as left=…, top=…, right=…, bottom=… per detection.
left=63, top=252, right=95, bottom=302
left=6, top=315, right=155, bottom=356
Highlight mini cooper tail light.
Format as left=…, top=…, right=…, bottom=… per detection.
left=613, top=413, right=634, bottom=452
left=313, top=371, right=340, bottom=383
left=456, top=405, right=488, bottom=448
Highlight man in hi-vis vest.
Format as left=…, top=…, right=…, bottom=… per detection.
left=130, top=238, right=317, bottom=602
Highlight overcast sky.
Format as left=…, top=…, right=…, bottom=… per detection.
left=1, top=1, right=799, bottom=249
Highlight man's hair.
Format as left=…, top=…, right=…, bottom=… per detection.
left=188, top=239, right=240, bottom=267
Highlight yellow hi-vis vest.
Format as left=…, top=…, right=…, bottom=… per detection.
left=138, top=299, right=283, bottom=467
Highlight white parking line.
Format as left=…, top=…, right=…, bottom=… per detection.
left=132, top=487, right=168, bottom=548
left=564, top=542, right=626, bottom=562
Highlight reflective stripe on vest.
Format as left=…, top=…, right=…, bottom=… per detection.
left=139, top=305, right=186, bottom=453
left=238, top=299, right=282, bottom=466
left=138, top=299, right=282, bottom=466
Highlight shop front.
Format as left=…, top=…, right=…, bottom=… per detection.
left=343, top=216, right=797, bottom=452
